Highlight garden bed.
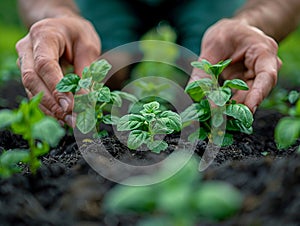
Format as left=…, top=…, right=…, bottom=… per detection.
left=0, top=95, right=299, bottom=226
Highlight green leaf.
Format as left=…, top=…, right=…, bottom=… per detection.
left=188, top=127, right=208, bottom=142
left=89, top=59, right=112, bottom=82
left=150, top=118, right=174, bottom=134
left=102, top=115, right=119, bottom=125
left=128, top=130, right=149, bottom=149
left=180, top=100, right=211, bottom=123
left=160, top=111, right=182, bottom=132
left=113, top=91, right=138, bottom=103
left=74, top=94, right=95, bottom=113
left=82, top=66, right=91, bottom=79
left=226, top=120, right=253, bottom=134
left=32, top=117, right=65, bottom=146
left=211, top=109, right=224, bottom=128
left=147, top=140, right=168, bottom=153
left=194, top=181, right=243, bottom=220
left=208, top=59, right=232, bottom=78
left=143, top=101, right=160, bottom=113
left=110, top=92, right=122, bottom=107
left=104, top=185, right=155, bottom=213
left=78, top=77, right=92, bottom=89
left=191, top=59, right=232, bottom=78
left=117, top=114, right=145, bottom=131
left=226, top=104, right=253, bottom=128
left=185, top=78, right=212, bottom=102
left=56, top=73, right=80, bottom=93
left=191, top=59, right=212, bottom=75
left=0, top=150, right=30, bottom=167
left=97, top=86, right=111, bottom=103
left=0, top=150, right=30, bottom=177
left=275, top=117, right=300, bottom=149
left=0, top=110, right=20, bottom=129
left=223, top=79, right=249, bottom=90
left=76, top=108, right=97, bottom=134
left=288, top=90, right=299, bottom=104
left=208, top=89, right=231, bottom=106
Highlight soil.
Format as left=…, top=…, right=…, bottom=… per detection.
left=0, top=80, right=300, bottom=226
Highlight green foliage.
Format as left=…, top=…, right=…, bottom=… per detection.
left=104, top=157, right=243, bottom=225
left=117, top=101, right=181, bottom=153
left=274, top=90, right=300, bottom=149
left=56, top=59, right=137, bottom=135
left=182, top=59, right=253, bottom=146
left=0, top=93, right=65, bottom=176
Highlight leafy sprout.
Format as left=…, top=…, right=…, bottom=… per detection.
left=56, top=59, right=137, bottom=136
left=0, top=93, right=65, bottom=176
left=117, top=101, right=181, bottom=153
left=181, top=59, right=253, bottom=146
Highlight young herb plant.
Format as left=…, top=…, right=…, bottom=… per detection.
left=0, top=93, right=65, bottom=177
left=117, top=101, right=182, bottom=153
left=274, top=90, right=300, bottom=150
left=56, top=59, right=137, bottom=136
left=181, top=59, right=254, bottom=146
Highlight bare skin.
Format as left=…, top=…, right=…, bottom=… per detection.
left=16, top=0, right=300, bottom=125
left=191, top=0, right=300, bottom=113
left=16, top=0, right=100, bottom=126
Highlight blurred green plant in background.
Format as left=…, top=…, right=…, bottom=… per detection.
left=278, top=28, right=300, bottom=87
left=0, top=0, right=25, bottom=69
left=0, top=0, right=26, bottom=107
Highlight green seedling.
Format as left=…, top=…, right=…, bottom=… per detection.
left=181, top=59, right=253, bottom=146
left=56, top=59, right=137, bottom=136
left=274, top=90, right=300, bottom=149
left=104, top=156, right=243, bottom=226
left=117, top=101, right=181, bottom=153
left=0, top=93, right=65, bottom=176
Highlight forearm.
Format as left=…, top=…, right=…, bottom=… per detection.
left=18, top=0, right=80, bottom=28
left=235, top=0, right=300, bottom=42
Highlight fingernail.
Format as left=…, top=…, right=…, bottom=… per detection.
left=65, top=115, right=74, bottom=128
left=253, top=106, right=257, bottom=113
left=59, top=99, right=69, bottom=112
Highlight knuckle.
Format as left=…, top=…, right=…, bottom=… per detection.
left=22, top=69, right=36, bottom=87
left=34, top=55, right=54, bottom=75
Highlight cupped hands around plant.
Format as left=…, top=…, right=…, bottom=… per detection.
left=181, top=59, right=254, bottom=146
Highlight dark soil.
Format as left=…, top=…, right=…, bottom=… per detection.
left=0, top=81, right=300, bottom=226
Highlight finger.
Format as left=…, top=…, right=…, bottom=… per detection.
left=244, top=56, right=279, bottom=113
left=73, top=37, right=101, bottom=76
left=16, top=36, right=67, bottom=119
left=28, top=28, right=74, bottom=113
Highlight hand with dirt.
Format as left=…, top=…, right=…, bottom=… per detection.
left=16, top=0, right=101, bottom=126
left=190, top=18, right=281, bottom=113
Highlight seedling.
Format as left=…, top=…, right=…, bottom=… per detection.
left=181, top=59, right=254, bottom=146
left=117, top=101, right=181, bottom=153
left=274, top=90, right=300, bottom=149
left=56, top=59, right=137, bottom=136
left=0, top=93, right=65, bottom=176
left=104, top=156, right=243, bottom=225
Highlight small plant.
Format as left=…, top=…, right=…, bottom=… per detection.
left=181, top=59, right=254, bottom=146
left=117, top=101, right=181, bottom=153
left=274, top=90, right=300, bottom=149
left=56, top=59, right=137, bottom=136
left=104, top=156, right=243, bottom=225
left=0, top=93, right=65, bottom=177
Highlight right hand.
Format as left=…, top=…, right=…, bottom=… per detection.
left=16, top=15, right=101, bottom=126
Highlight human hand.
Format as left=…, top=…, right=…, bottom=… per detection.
left=190, top=19, right=282, bottom=113
left=16, top=16, right=101, bottom=126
